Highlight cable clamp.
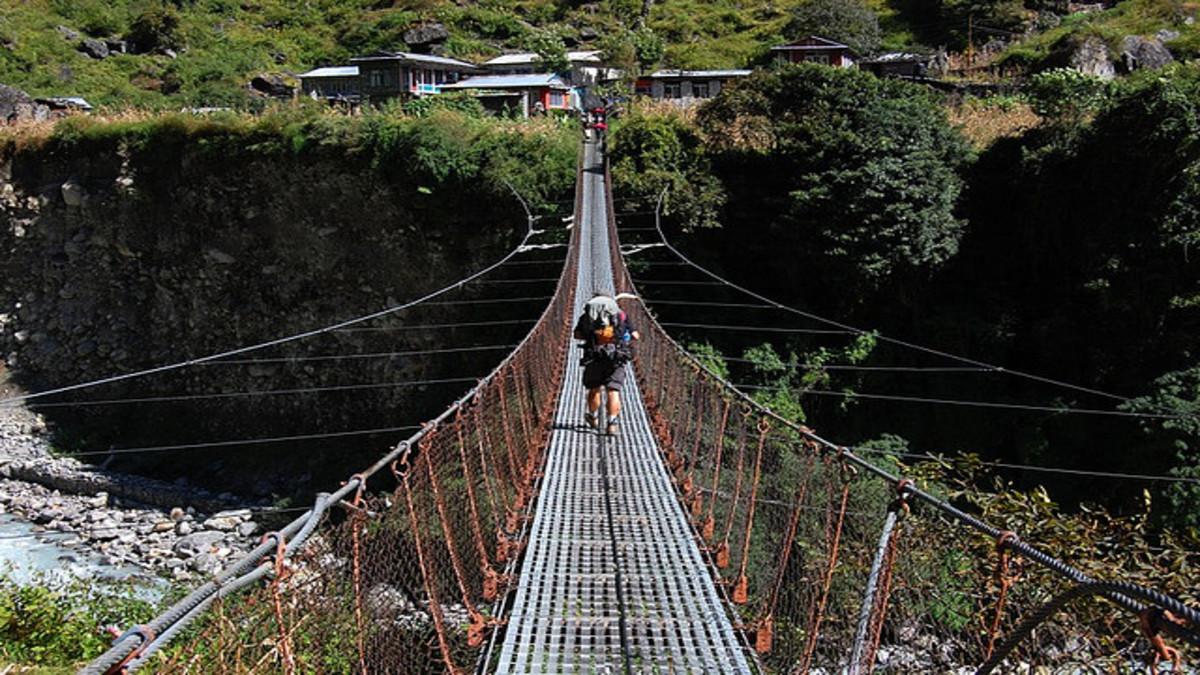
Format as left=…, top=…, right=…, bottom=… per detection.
left=995, top=530, right=1019, bottom=552
left=889, top=479, right=914, bottom=519
left=103, top=624, right=156, bottom=674
left=837, top=447, right=859, bottom=480
left=347, top=473, right=368, bottom=504
left=259, top=531, right=289, bottom=579
left=1139, top=607, right=1183, bottom=675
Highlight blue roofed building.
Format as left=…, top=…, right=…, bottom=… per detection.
left=440, top=73, right=579, bottom=117
left=298, top=66, right=361, bottom=102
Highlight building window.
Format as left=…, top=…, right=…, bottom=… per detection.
left=806, top=54, right=831, bottom=65
left=549, top=91, right=565, bottom=107
left=369, top=70, right=384, bottom=88
left=663, top=83, right=681, bottom=99
left=692, top=82, right=710, bottom=98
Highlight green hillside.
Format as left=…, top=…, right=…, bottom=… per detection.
left=0, top=0, right=1196, bottom=108
left=0, top=0, right=915, bottom=109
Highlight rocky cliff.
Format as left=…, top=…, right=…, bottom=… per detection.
left=0, top=125, right=553, bottom=497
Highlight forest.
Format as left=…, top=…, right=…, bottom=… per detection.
left=610, top=63, right=1200, bottom=538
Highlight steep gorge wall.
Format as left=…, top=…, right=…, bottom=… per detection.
left=0, top=130, right=541, bottom=496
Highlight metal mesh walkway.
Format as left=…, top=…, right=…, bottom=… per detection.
left=493, top=141, right=753, bottom=674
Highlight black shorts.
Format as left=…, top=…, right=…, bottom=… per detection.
left=582, top=360, right=628, bottom=391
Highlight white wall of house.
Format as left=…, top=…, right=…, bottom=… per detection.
left=649, top=78, right=727, bottom=104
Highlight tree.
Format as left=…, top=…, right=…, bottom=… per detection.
left=1025, top=68, right=1110, bottom=124
left=697, top=65, right=969, bottom=303
left=1123, top=367, right=1200, bottom=534
left=599, top=27, right=664, bottom=79
left=127, top=3, right=183, bottom=53
left=786, top=0, right=881, bottom=56
left=524, top=29, right=569, bottom=74
left=609, top=109, right=725, bottom=230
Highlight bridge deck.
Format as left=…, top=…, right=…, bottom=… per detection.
left=493, top=141, right=752, bottom=674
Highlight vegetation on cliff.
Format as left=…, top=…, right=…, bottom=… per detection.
left=0, top=106, right=577, bottom=498
left=610, top=63, right=1200, bottom=545
left=5, top=0, right=1192, bottom=108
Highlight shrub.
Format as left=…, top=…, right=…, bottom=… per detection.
left=0, top=574, right=156, bottom=667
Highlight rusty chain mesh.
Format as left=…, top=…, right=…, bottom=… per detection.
left=605, top=177, right=1198, bottom=672
left=110, top=147, right=1200, bottom=674
left=149, top=185, right=582, bottom=674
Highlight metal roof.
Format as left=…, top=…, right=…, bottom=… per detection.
left=298, top=66, right=359, bottom=78
left=484, top=50, right=603, bottom=66
left=771, top=35, right=851, bottom=50
left=646, top=69, right=752, bottom=79
left=36, top=96, right=92, bottom=109
left=860, top=52, right=931, bottom=63
left=350, top=51, right=479, bottom=69
left=441, top=73, right=573, bottom=90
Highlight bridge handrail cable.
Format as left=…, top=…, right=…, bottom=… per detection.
left=612, top=186, right=1200, bottom=654
left=81, top=187, right=582, bottom=674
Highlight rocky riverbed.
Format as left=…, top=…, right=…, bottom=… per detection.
left=0, top=370, right=266, bottom=585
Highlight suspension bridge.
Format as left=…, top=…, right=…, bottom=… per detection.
left=49, top=137, right=1200, bottom=673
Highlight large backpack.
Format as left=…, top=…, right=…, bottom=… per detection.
left=582, top=296, right=631, bottom=365
left=584, top=296, right=619, bottom=344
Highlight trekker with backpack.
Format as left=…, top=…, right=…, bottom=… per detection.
left=573, top=292, right=640, bottom=435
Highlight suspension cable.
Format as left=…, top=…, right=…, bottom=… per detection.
left=661, top=322, right=855, bottom=335
left=28, top=377, right=480, bottom=408
left=731, top=383, right=1189, bottom=419
left=723, top=356, right=993, bottom=372
left=851, top=446, right=1200, bottom=484
left=333, top=318, right=535, bottom=333
left=66, top=424, right=424, bottom=457
left=616, top=192, right=1200, bottom=634
left=0, top=221, right=539, bottom=409
left=648, top=203, right=1176, bottom=411
left=199, top=344, right=518, bottom=366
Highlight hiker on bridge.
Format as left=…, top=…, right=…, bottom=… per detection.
left=574, top=292, right=640, bottom=436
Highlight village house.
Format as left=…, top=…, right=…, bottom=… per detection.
left=858, top=52, right=933, bottom=78
left=634, top=70, right=751, bottom=105
left=440, top=73, right=578, bottom=118
left=349, top=51, right=482, bottom=101
left=482, top=50, right=619, bottom=87
left=298, top=65, right=361, bottom=102
left=771, top=36, right=855, bottom=68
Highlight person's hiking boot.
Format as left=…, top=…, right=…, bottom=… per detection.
left=585, top=411, right=598, bottom=429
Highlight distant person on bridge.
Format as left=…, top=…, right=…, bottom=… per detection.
left=574, top=292, right=639, bottom=435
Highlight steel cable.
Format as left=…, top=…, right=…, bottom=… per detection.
left=646, top=199, right=1183, bottom=413
left=1, top=221, right=541, bottom=409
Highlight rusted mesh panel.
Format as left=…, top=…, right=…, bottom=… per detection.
left=618, top=315, right=885, bottom=671
left=872, top=509, right=1193, bottom=673
left=156, top=191, right=580, bottom=673
left=604, top=178, right=1197, bottom=672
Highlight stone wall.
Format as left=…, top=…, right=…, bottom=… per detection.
left=0, top=135, right=532, bottom=496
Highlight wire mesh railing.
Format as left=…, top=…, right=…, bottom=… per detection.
left=608, top=178, right=1200, bottom=673
left=81, top=155, right=584, bottom=675
left=83, top=141, right=1200, bottom=675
